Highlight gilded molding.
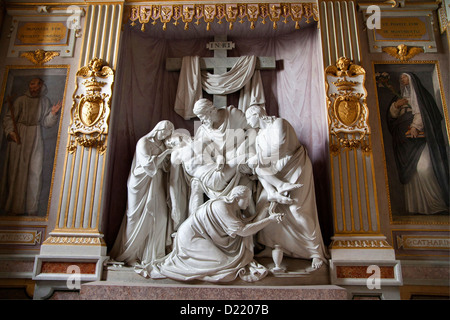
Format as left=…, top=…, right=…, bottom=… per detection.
left=68, top=58, right=114, bottom=155
left=20, top=49, right=60, bottom=65
left=330, top=238, right=393, bottom=249
left=128, top=3, right=318, bottom=31
left=43, top=235, right=106, bottom=246
left=325, top=57, right=371, bottom=155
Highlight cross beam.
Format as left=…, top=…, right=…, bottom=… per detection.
left=167, top=35, right=275, bottom=108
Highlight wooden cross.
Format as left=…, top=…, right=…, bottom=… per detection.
left=166, top=35, right=276, bottom=108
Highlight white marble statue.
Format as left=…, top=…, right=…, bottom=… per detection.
left=165, top=131, right=240, bottom=235
left=109, top=120, right=175, bottom=276
left=186, top=98, right=254, bottom=214
left=245, top=105, right=328, bottom=270
left=110, top=98, right=330, bottom=281
left=150, top=185, right=284, bottom=282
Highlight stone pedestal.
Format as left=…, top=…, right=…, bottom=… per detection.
left=75, top=257, right=347, bottom=300
left=328, top=235, right=402, bottom=299
left=79, top=257, right=346, bottom=300
left=32, top=232, right=109, bottom=299
left=81, top=281, right=348, bottom=300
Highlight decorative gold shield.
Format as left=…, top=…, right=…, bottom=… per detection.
left=333, top=96, right=361, bottom=127
left=79, top=97, right=103, bottom=127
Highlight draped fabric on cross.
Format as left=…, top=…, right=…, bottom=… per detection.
left=174, top=55, right=265, bottom=119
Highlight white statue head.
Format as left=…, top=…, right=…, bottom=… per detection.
left=193, top=99, right=218, bottom=128
left=227, top=185, right=252, bottom=209
left=148, top=120, right=175, bottom=141
left=245, top=105, right=267, bottom=128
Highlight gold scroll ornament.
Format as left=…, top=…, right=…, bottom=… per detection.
left=68, top=58, right=114, bottom=154
left=325, top=57, right=370, bottom=155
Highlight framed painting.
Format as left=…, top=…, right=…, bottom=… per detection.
left=373, top=61, right=449, bottom=224
left=0, top=65, right=69, bottom=220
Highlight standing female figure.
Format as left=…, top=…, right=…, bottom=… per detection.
left=110, top=120, right=175, bottom=276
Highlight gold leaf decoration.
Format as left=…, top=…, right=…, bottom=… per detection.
left=382, top=44, right=424, bottom=61
left=20, top=49, right=60, bottom=65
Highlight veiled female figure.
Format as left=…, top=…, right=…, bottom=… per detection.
left=387, top=73, right=449, bottom=215
left=110, top=120, right=175, bottom=276
left=150, top=185, right=283, bottom=283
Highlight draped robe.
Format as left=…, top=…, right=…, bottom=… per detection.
left=151, top=198, right=268, bottom=282
left=110, top=132, right=170, bottom=273
left=254, top=118, right=328, bottom=262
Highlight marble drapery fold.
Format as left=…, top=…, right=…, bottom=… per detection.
left=174, top=55, right=265, bottom=119
left=109, top=121, right=174, bottom=273
left=150, top=195, right=268, bottom=282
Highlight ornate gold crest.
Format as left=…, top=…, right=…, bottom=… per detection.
left=334, top=96, right=362, bottom=127
left=68, top=58, right=114, bottom=154
left=325, top=57, right=370, bottom=154
left=79, top=96, right=103, bottom=127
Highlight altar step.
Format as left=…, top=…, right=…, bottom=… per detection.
left=79, top=258, right=348, bottom=300
left=80, top=281, right=348, bottom=300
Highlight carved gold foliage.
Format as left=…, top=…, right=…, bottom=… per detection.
left=128, top=3, right=319, bottom=31
left=20, top=49, right=60, bottom=65
left=382, top=44, right=424, bottom=61
left=68, top=58, right=114, bottom=155
left=325, top=57, right=371, bottom=155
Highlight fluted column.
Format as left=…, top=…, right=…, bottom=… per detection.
left=32, top=1, right=124, bottom=299
left=318, top=0, right=402, bottom=295
left=46, top=2, right=122, bottom=245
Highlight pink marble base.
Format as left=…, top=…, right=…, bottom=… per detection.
left=80, top=281, right=348, bottom=300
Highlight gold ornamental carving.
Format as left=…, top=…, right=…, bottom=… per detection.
left=128, top=3, right=318, bottom=31
left=43, top=235, right=106, bottom=246
left=68, top=58, right=114, bottom=154
left=20, top=49, right=60, bottom=65
left=382, top=44, right=424, bottom=61
left=325, top=57, right=371, bottom=155
left=330, top=239, right=393, bottom=249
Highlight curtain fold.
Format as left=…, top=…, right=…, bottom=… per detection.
left=103, top=24, right=331, bottom=247
left=174, top=55, right=265, bottom=119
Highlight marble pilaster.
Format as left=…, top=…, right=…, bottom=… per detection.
left=318, top=0, right=402, bottom=299
left=32, top=1, right=124, bottom=299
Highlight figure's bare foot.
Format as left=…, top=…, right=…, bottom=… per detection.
left=268, top=192, right=294, bottom=205
left=311, top=258, right=323, bottom=270
left=277, top=183, right=303, bottom=194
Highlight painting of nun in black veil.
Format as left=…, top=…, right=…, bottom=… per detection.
left=375, top=63, right=449, bottom=220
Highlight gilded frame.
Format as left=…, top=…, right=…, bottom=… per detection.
left=363, top=9, right=438, bottom=53
left=0, top=65, right=70, bottom=221
left=7, top=15, right=77, bottom=58
left=372, top=60, right=449, bottom=225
